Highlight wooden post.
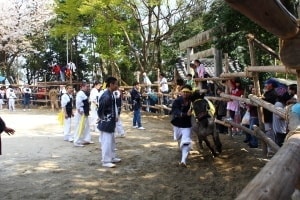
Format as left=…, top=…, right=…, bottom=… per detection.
left=187, top=47, right=193, bottom=74
left=223, top=53, right=233, bottom=137
left=247, top=37, right=267, bottom=156
left=297, top=70, right=300, bottom=102
left=214, top=48, right=223, bottom=77
left=236, top=134, right=300, bottom=200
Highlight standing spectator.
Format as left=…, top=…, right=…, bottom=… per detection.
left=6, top=85, right=16, bottom=112
left=22, top=84, right=32, bottom=111
left=97, top=77, right=121, bottom=168
left=89, top=81, right=102, bottom=132
left=244, top=87, right=259, bottom=148
left=170, top=85, right=193, bottom=167
left=286, top=84, right=297, bottom=105
left=73, top=82, right=94, bottom=147
left=142, top=72, right=152, bottom=93
left=194, top=59, right=208, bottom=89
left=60, top=65, right=66, bottom=82
left=194, top=59, right=205, bottom=78
left=52, top=64, right=61, bottom=81
left=215, top=87, right=228, bottom=134
left=185, top=74, right=196, bottom=89
left=61, top=84, right=74, bottom=142
left=130, top=81, right=145, bottom=130
left=142, top=72, right=152, bottom=112
left=0, top=116, right=15, bottom=155
left=273, top=92, right=291, bottom=147
left=159, top=73, right=169, bottom=106
left=262, top=79, right=278, bottom=155
left=226, top=79, right=244, bottom=134
left=0, top=86, right=6, bottom=110
left=48, top=87, right=59, bottom=111
left=67, top=61, right=77, bottom=80
left=114, top=89, right=125, bottom=137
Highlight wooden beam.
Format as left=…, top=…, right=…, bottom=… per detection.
left=224, top=120, right=280, bottom=153
left=247, top=33, right=279, bottom=59
left=220, top=72, right=248, bottom=78
left=189, top=48, right=215, bottom=60
left=248, top=94, right=286, bottom=119
left=220, top=93, right=253, bottom=105
left=246, top=65, right=296, bottom=74
left=194, top=77, right=230, bottom=82
left=179, top=29, right=214, bottom=50
left=224, top=0, right=298, bottom=39
left=236, top=133, right=300, bottom=200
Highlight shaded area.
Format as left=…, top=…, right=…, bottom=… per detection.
left=0, top=110, right=267, bottom=199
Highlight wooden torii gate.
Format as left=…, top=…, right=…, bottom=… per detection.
left=224, top=0, right=300, bottom=199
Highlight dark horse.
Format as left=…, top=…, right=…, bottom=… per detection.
left=190, top=91, right=222, bottom=157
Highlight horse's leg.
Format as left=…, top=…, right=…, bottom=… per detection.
left=203, top=137, right=217, bottom=157
left=213, top=134, right=222, bottom=154
left=211, top=120, right=222, bottom=154
left=197, top=134, right=204, bottom=150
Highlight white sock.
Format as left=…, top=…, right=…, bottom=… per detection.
left=181, top=144, right=190, bottom=163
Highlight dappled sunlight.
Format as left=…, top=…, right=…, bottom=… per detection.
left=35, top=160, right=61, bottom=171
left=1, top=110, right=269, bottom=199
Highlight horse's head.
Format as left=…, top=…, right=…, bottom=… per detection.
left=190, top=91, right=209, bottom=121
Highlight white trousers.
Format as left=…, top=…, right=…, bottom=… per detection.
left=100, top=131, right=116, bottom=163
left=115, top=119, right=125, bottom=136
left=173, top=126, right=192, bottom=164
left=63, top=117, right=73, bottom=141
left=73, top=113, right=92, bottom=144
left=8, top=98, right=15, bottom=111
left=90, top=103, right=98, bottom=131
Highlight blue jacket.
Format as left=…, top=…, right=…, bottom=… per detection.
left=97, top=90, right=116, bottom=133
left=170, top=96, right=192, bottom=128
left=130, top=88, right=142, bottom=110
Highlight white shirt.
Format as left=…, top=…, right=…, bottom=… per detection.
left=160, top=77, right=168, bottom=92
left=89, top=88, right=100, bottom=104
left=23, top=87, right=32, bottom=94
left=68, top=62, right=76, bottom=72
left=61, top=93, right=72, bottom=108
left=197, top=64, right=205, bottom=78
left=6, top=88, right=16, bottom=99
left=75, top=90, right=88, bottom=112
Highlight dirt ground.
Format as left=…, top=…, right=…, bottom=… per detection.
left=0, top=109, right=268, bottom=200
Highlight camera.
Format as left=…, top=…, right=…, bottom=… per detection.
left=26, top=88, right=29, bottom=92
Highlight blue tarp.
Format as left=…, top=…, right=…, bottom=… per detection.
left=0, top=76, right=6, bottom=82
left=265, top=78, right=296, bottom=96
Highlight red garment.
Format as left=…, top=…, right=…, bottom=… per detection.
left=52, top=65, right=61, bottom=75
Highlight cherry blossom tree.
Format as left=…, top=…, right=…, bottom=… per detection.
left=0, top=0, right=55, bottom=83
